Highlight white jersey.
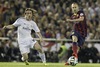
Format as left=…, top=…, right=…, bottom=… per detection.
left=13, top=17, right=40, bottom=41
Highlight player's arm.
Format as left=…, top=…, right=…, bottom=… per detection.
left=3, top=18, right=21, bottom=30
left=33, top=21, right=45, bottom=45
left=36, top=32, right=45, bottom=45
left=36, top=32, right=44, bottom=42
left=66, top=16, right=84, bottom=22
left=3, top=25, right=15, bottom=29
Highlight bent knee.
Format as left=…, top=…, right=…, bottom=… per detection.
left=72, top=36, right=78, bottom=42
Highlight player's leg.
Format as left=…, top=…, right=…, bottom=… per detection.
left=71, top=35, right=78, bottom=64
left=71, top=34, right=85, bottom=65
left=65, top=35, right=78, bottom=65
left=72, top=35, right=78, bottom=58
left=34, top=42, right=46, bottom=64
left=19, top=44, right=30, bottom=65
left=22, top=53, right=29, bottom=65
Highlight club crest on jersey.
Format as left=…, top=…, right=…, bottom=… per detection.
left=80, top=13, right=84, bottom=16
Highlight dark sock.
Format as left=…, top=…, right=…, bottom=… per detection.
left=72, top=42, right=78, bottom=58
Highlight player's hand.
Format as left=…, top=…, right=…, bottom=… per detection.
left=2, top=26, right=7, bottom=30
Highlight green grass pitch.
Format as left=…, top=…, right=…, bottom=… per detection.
left=0, top=62, right=100, bottom=67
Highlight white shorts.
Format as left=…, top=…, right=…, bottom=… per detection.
left=18, top=38, right=37, bottom=54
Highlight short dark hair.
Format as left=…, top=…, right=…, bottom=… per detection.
left=71, top=2, right=79, bottom=6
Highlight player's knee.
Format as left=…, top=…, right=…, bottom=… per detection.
left=34, top=42, right=44, bottom=53
left=72, top=36, right=78, bottom=42
left=34, top=45, right=42, bottom=52
left=73, top=39, right=77, bottom=42
left=38, top=48, right=44, bottom=53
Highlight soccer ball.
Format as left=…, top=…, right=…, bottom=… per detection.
left=68, top=56, right=77, bottom=66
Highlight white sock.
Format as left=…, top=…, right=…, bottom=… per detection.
left=39, top=52, right=46, bottom=63
left=21, top=57, right=24, bottom=61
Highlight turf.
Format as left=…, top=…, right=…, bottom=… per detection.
left=0, top=62, right=100, bottom=67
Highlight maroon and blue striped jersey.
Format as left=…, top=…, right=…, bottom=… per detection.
left=71, top=11, right=87, bottom=38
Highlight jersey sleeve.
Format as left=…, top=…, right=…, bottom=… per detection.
left=12, top=18, right=21, bottom=27
left=32, top=22, right=40, bottom=32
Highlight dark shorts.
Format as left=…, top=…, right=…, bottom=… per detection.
left=70, top=31, right=85, bottom=46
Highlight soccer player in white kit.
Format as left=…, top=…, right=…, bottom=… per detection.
left=3, top=8, right=46, bottom=65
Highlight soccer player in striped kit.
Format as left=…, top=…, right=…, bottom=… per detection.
left=65, top=2, right=87, bottom=65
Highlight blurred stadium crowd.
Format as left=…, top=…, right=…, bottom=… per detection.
left=0, top=0, right=100, bottom=63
